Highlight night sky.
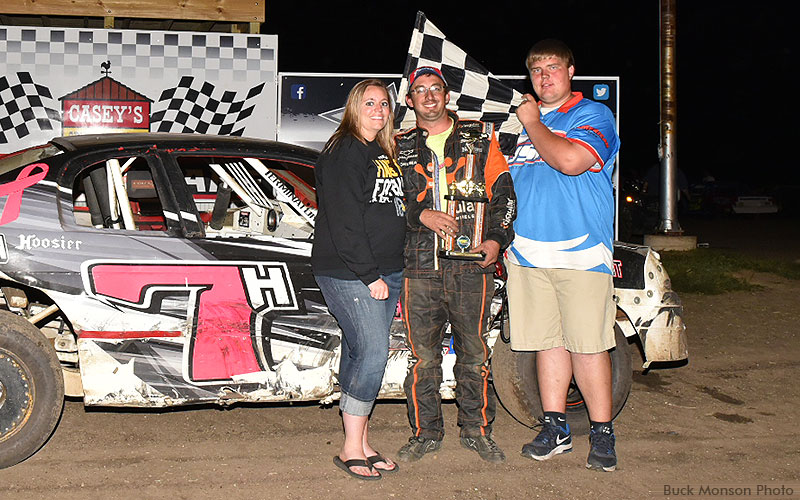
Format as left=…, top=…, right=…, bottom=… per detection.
left=265, top=2, right=794, bottom=190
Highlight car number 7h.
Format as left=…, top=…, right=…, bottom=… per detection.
left=81, top=261, right=299, bottom=382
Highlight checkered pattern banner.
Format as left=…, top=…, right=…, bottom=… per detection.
left=0, top=72, right=61, bottom=144
left=0, top=28, right=275, bottom=83
left=0, top=26, right=277, bottom=151
left=395, top=11, right=524, bottom=155
left=152, top=77, right=265, bottom=135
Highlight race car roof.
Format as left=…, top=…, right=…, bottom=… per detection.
left=48, top=133, right=318, bottom=163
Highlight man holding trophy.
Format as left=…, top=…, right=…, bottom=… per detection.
left=394, top=66, right=516, bottom=464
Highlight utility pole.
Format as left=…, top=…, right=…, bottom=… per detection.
left=658, top=0, right=681, bottom=234
left=644, top=0, right=697, bottom=251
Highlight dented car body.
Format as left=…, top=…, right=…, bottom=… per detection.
left=0, top=133, right=686, bottom=468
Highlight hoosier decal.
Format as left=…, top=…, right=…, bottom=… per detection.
left=16, top=234, right=83, bottom=251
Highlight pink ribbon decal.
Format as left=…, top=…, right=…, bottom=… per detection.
left=0, top=163, right=49, bottom=226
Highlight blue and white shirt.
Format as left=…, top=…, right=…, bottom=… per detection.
left=506, top=93, right=620, bottom=274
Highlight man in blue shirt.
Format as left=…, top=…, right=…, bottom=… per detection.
left=505, top=39, right=620, bottom=471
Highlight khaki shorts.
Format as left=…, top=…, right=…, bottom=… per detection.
left=506, top=263, right=616, bottom=354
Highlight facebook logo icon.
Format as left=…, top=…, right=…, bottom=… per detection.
left=593, top=84, right=610, bottom=101
left=291, top=84, right=307, bottom=100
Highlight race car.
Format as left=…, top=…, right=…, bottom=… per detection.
left=0, top=133, right=687, bottom=468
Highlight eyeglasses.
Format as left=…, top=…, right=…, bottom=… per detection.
left=408, top=84, right=444, bottom=96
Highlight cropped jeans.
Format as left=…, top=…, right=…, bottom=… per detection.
left=315, top=271, right=402, bottom=417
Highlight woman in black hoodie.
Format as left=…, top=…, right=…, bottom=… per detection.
left=312, top=79, right=405, bottom=480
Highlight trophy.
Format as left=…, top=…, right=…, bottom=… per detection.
left=438, top=156, right=488, bottom=261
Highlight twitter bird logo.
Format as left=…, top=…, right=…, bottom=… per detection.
left=593, top=84, right=609, bottom=101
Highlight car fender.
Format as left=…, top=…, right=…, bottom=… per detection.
left=613, top=243, right=688, bottom=368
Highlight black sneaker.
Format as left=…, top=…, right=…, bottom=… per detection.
left=460, top=435, right=506, bottom=463
left=396, top=436, right=442, bottom=462
left=586, top=426, right=617, bottom=471
left=521, top=416, right=573, bottom=461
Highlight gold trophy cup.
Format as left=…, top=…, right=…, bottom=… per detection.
left=439, top=178, right=489, bottom=261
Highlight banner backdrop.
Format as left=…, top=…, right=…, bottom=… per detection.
left=278, top=73, right=618, bottom=153
left=278, top=72, right=620, bottom=237
left=0, top=26, right=278, bottom=153
left=278, top=74, right=401, bottom=152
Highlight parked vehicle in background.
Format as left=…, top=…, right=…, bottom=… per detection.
left=0, top=134, right=688, bottom=468
left=732, top=195, right=779, bottom=215
left=688, top=179, right=779, bottom=216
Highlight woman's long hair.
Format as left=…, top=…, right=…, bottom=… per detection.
left=322, top=79, right=396, bottom=157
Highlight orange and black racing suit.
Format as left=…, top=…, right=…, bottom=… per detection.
left=395, top=111, right=516, bottom=440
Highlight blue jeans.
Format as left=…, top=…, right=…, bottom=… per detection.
left=315, top=271, right=402, bottom=416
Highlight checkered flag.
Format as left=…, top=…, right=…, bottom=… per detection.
left=151, top=76, right=265, bottom=136
left=395, top=11, right=525, bottom=155
left=0, top=72, right=61, bottom=145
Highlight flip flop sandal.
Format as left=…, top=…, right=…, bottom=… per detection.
left=367, top=453, right=399, bottom=473
left=333, top=456, right=382, bottom=481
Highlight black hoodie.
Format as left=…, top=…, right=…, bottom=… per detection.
left=312, top=135, right=406, bottom=285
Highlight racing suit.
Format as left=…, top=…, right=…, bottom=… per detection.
left=395, top=111, right=516, bottom=440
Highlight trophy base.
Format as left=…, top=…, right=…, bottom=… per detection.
left=438, top=250, right=485, bottom=261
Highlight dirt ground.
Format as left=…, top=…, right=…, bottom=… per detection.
left=2, top=216, right=799, bottom=500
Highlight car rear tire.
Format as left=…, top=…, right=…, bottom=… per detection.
left=0, top=311, right=65, bottom=469
left=491, top=323, right=632, bottom=435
